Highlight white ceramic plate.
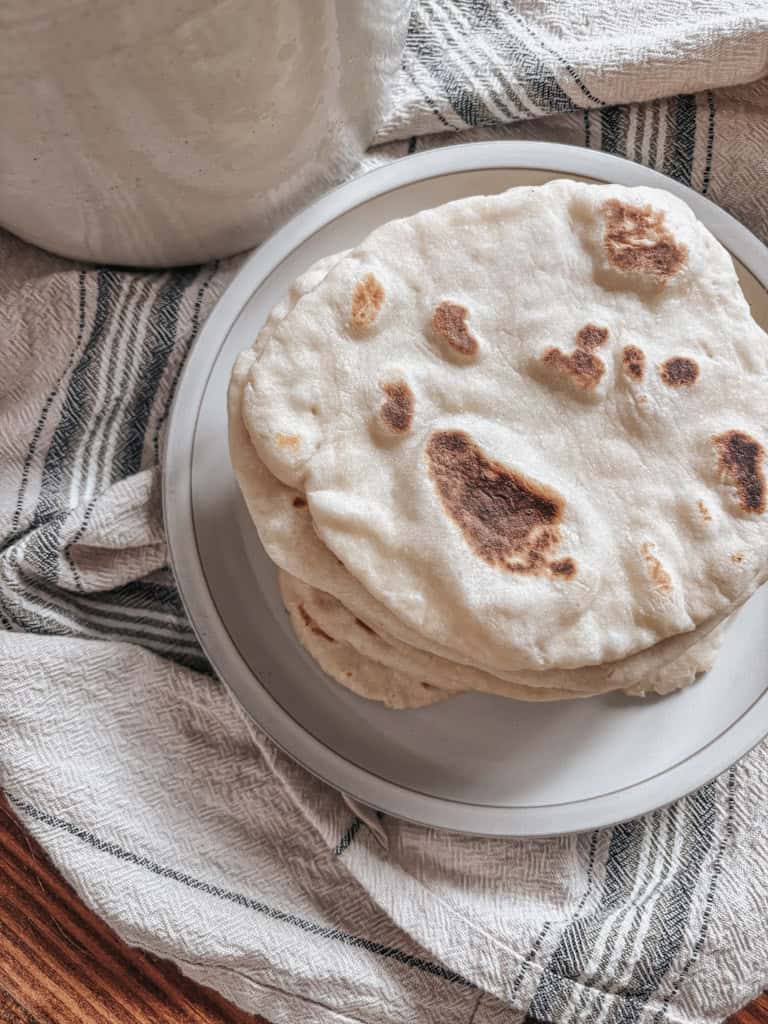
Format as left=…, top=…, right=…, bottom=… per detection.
left=164, top=142, right=768, bottom=837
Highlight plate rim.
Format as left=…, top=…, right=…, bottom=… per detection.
left=164, top=140, right=768, bottom=836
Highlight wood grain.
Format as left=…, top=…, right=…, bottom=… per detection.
left=0, top=794, right=765, bottom=1024
left=0, top=795, right=263, bottom=1024
left=728, top=995, right=768, bottom=1024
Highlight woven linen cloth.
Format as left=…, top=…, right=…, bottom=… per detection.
left=3, top=3, right=768, bottom=1022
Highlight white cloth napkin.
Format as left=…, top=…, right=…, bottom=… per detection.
left=3, top=3, right=768, bottom=1022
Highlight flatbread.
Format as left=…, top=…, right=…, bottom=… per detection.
left=282, top=572, right=451, bottom=709
left=229, top=242, right=740, bottom=695
left=279, top=571, right=723, bottom=707
left=243, top=181, right=768, bottom=672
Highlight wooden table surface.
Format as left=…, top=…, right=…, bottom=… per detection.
left=1, top=796, right=765, bottom=1024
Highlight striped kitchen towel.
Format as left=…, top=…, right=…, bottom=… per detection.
left=2, top=3, right=768, bottom=1023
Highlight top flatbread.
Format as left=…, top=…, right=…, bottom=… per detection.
left=230, top=243, right=736, bottom=695
left=242, top=180, right=768, bottom=672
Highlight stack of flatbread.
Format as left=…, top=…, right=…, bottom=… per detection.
left=228, top=180, right=768, bottom=708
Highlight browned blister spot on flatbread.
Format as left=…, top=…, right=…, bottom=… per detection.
left=543, top=348, right=605, bottom=390
left=354, top=617, right=377, bottom=636
left=713, top=430, right=766, bottom=514
left=432, top=301, right=479, bottom=357
left=731, top=552, right=745, bottom=564
left=276, top=433, right=299, bottom=450
left=550, top=558, right=577, bottom=579
left=697, top=500, right=713, bottom=522
left=426, top=430, right=573, bottom=578
left=661, top=357, right=699, bottom=388
left=602, top=199, right=688, bottom=281
left=292, top=496, right=307, bottom=508
left=297, top=603, right=336, bottom=643
left=350, top=273, right=384, bottom=329
left=379, top=380, right=414, bottom=435
left=543, top=323, right=609, bottom=391
left=622, top=345, right=645, bottom=381
left=641, top=543, right=673, bottom=594
left=576, top=324, right=609, bottom=351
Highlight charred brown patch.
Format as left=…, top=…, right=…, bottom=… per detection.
left=432, top=301, right=479, bottom=357
left=697, top=499, right=713, bottom=522
left=426, top=430, right=573, bottom=578
left=713, top=430, right=766, bottom=514
left=350, top=273, right=384, bottom=329
left=550, top=558, right=577, bottom=579
left=354, top=617, right=376, bottom=635
left=543, top=348, right=605, bottom=389
left=292, top=496, right=307, bottom=509
left=297, top=603, right=335, bottom=643
left=379, top=380, right=414, bottom=435
left=731, top=552, right=745, bottom=564
left=641, top=543, right=673, bottom=594
left=661, top=357, right=699, bottom=388
left=602, top=199, right=688, bottom=281
left=542, top=323, right=609, bottom=391
left=276, top=433, right=299, bottom=450
left=622, top=345, right=645, bottom=381
left=576, top=324, right=609, bottom=351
